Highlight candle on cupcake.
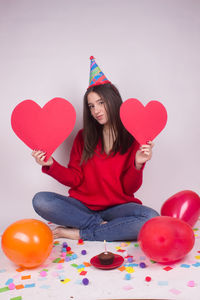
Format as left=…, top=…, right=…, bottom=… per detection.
left=98, top=240, right=115, bottom=265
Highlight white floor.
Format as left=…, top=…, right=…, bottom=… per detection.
left=0, top=220, right=200, bottom=300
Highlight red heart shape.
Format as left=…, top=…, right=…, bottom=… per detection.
left=11, top=98, right=76, bottom=159
left=120, top=98, right=167, bottom=145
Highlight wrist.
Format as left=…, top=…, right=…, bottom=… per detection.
left=135, top=161, right=143, bottom=170
left=44, top=157, right=53, bottom=167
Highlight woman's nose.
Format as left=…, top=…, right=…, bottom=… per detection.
left=94, top=105, right=100, bottom=114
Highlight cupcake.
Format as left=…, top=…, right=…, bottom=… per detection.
left=98, top=251, right=115, bottom=265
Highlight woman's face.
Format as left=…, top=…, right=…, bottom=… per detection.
left=87, top=91, right=109, bottom=125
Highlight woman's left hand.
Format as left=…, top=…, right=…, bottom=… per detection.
left=135, top=141, right=154, bottom=170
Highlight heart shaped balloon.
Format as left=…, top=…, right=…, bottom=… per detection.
left=161, top=190, right=200, bottom=227
left=11, top=98, right=76, bottom=160
left=120, top=98, right=168, bottom=145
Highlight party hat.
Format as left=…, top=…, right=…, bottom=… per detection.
left=88, top=56, right=111, bottom=88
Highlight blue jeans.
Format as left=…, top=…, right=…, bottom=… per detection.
left=32, top=192, right=159, bottom=241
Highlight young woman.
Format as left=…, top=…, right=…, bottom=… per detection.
left=32, top=82, right=159, bottom=242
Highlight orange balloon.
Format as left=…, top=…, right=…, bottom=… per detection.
left=1, top=219, right=53, bottom=268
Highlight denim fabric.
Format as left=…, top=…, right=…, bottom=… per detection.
left=32, top=192, right=159, bottom=241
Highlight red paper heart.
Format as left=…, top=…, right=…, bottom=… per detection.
left=11, top=98, right=76, bottom=159
left=120, top=98, right=167, bottom=145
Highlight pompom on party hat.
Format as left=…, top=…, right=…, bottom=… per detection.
left=88, top=56, right=111, bottom=88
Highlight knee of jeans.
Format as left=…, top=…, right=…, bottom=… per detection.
left=149, top=209, right=160, bottom=219
left=32, top=192, right=47, bottom=211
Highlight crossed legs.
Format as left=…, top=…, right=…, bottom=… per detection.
left=32, top=192, right=159, bottom=241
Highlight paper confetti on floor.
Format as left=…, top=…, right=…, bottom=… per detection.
left=0, top=221, right=200, bottom=300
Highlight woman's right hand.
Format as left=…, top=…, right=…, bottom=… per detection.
left=31, top=150, right=53, bottom=167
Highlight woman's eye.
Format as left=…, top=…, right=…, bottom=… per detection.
left=99, top=101, right=104, bottom=105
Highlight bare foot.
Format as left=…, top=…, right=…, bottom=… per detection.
left=101, top=221, right=108, bottom=225
left=53, top=226, right=80, bottom=240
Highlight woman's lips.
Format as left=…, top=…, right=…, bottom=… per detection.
left=96, top=115, right=104, bottom=120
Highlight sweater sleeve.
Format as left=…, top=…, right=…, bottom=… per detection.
left=42, top=130, right=84, bottom=188
left=121, top=141, right=145, bottom=195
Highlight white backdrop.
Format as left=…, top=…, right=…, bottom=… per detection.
left=1, top=0, right=199, bottom=233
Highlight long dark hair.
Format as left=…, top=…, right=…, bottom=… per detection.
left=81, top=83, right=134, bottom=163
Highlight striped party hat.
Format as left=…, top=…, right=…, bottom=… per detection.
left=88, top=56, right=111, bottom=88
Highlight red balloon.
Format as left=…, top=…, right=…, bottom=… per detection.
left=1, top=219, right=53, bottom=268
left=161, top=190, right=200, bottom=227
left=138, top=216, right=195, bottom=263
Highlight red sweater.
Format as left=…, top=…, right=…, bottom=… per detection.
left=42, top=130, right=144, bottom=210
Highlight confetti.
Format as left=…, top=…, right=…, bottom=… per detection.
left=195, top=255, right=200, bottom=259
left=169, top=288, right=181, bottom=295
left=0, top=286, right=9, bottom=293
left=77, top=268, right=85, bottom=273
left=15, top=284, right=24, bottom=290
left=75, top=279, right=82, bottom=285
left=180, top=264, right=190, bottom=268
left=123, top=285, right=133, bottom=290
left=187, top=280, right=195, bottom=287
left=59, top=274, right=66, bottom=281
left=145, top=276, right=151, bottom=282
left=40, top=271, right=47, bottom=277
left=150, top=259, right=157, bottom=263
left=61, top=278, right=71, bottom=284
left=139, top=262, right=146, bottom=268
left=16, top=267, right=26, bottom=272
left=125, top=267, right=134, bottom=273
left=163, top=266, right=173, bottom=271
left=77, top=264, right=85, bottom=269
left=80, top=271, right=87, bottom=275
left=54, top=241, right=60, bottom=245
left=8, top=283, right=15, bottom=290
left=127, top=257, right=133, bottom=263
left=118, top=266, right=126, bottom=272
left=53, top=258, right=61, bottom=263
left=192, top=262, right=200, bottom=267
left=125, top=263, right=138, bottom=267
left=124, top=273, right=131, bottom=280
left=82, top=278, right=89, bottom=285
left=5, top=278, right=13, bottom=285
left=140, top=256, right=146, bottom=260
left=57, top=264, right=63, bottom=270
left=65, top=257, right=71, bottom=262
left=83, top=262, right=91, bottom=267
left=78, top=239, right=84, bottom=245
left=21, top=275, right=31, bottom=280
left=39, top=285, right=51, bottom=289
left=0, top=227, right=199, bottom=299
left=158, top=281, right=168, bottom=286
left=24, top=283, right=36, bottom=288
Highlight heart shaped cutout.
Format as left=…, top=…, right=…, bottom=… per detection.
left=120, top=98, right=167, bottom=145
left=11, top=98, right=76, bottom=159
